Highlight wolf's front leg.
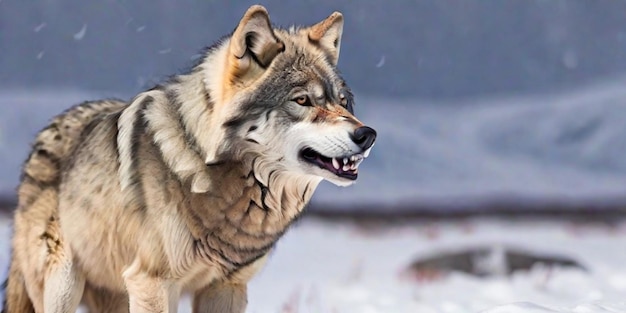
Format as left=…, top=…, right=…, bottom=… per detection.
left=83, top=284, right=130, bottom=313
left=43, top=244, right=86, bottom=313
left=192, top=282, right=247, bottom=313
left=123, top=260, right=179, bottom=313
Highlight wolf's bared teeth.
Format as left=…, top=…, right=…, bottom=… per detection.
left=332, top=158, right=340, bottom=170
left=343, top=157, right=349, bottom=165
left=342, top=164, right=350, bottom=171
left=355, top=158, right=363, bottom=168
left=364, top=145, right=373, bottom=158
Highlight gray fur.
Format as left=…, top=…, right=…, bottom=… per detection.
left=3, top=5, right=375, bottom=313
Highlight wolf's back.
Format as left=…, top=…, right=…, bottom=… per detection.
left=21, top=99, right=127, bottom=196
left=2, top=99, right=126, bottom=313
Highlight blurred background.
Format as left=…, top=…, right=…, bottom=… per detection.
left=2, top=1, right=626, bottom=312
left=2, top=0, right=626, bottom=215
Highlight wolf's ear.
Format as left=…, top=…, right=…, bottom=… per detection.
left=229, top=5, right=284, bottom=74
left=309, top=12, right=344, bottom=65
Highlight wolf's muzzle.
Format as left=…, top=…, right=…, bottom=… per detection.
left=352, top=126, right=377, bottom=150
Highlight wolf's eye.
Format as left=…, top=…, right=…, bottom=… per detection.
left=340, top=90, right=354, bottom=114
left=294, top=95, right=311, bottom=106
left=339, top=93, right=347, bottom=106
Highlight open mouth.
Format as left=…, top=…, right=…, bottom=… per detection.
left=300, top=147, right=368, bottom=180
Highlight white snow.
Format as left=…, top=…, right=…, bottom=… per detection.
left=1, top=216, right=625, bottom=312
left=244, top=218, right=626, bottom=313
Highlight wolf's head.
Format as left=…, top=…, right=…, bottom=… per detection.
left=201, top=5, right=376, bottom=187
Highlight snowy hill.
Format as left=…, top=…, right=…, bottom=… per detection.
left=2, top=77, right=626, bottom=212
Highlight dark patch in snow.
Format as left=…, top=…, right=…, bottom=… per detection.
left=407, top=245, right=586, bottom=278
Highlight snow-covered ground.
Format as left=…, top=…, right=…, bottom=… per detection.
left=1, top=216, right=625, bottom=312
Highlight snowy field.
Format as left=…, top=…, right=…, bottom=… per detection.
left=1, top=215, right=625, bottom=312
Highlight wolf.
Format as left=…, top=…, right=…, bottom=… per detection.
left=2, top=5, right=376, bottom=313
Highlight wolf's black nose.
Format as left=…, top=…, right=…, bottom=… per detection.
left=353, top=126, right=377, bottom=150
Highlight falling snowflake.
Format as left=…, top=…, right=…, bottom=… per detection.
left=158, top=48, right=172, bottom=55
left=34, top=23, right=46, bottom=33
left=73, top=24, right=87, bottom=40
left=375, top=55, right=386, bottom=68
